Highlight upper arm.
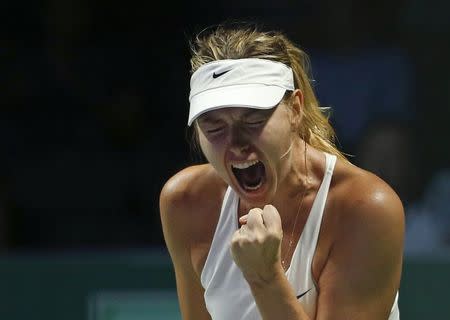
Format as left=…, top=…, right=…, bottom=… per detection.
left=316, top=182, right=405, bottom=320
left=159, top=168, right=212, bottom=320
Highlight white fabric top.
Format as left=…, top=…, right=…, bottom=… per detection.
left=200, top=152, right=400, bottom=319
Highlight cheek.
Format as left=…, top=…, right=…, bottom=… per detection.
left=198, top=131, right=224, bottom=166
left=260, top=121, right=292, bottom=155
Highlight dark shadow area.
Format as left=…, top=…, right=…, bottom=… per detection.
left=0, top=0, right=448, bottom=253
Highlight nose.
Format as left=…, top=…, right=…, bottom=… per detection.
left=228, top=126, right=250, bottom=157
left=229, top=144, right=250, bottom=157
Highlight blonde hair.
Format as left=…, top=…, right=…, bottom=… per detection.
left=189, top=22, right=349, bottom=162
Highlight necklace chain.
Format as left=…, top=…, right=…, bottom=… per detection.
left=281, top=140, right=309, bottom=271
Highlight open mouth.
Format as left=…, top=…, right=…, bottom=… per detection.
left=231, top=160, right=266, bottom=192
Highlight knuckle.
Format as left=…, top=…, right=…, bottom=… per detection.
left=232, top=234, right=248, bottom=246
left=267, top=230, right=281, bottom=241
left=231, top=237, right=241, bottom=249
left=255, top=234, right=265, bottom=245
left=231, top=231, right=242, bottom=242
left=249, top=208, right=263, bottom=215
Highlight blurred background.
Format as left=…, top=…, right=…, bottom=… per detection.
left=1, top=0, right=449, bottom=319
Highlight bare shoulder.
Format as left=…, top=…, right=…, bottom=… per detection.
left=159, top=164, right=227, bottom=259
left=326, top=159, right=406, bottom=267
left=333, top=161, right=405, bottom=230
left=315, top=161, right=405, bottom=318
left=160, top=163, right=227, bottom=217
left=159, top=165, right=224, bottom=319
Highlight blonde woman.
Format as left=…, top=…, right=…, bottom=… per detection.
left=160, top=23, right=404, bottom=320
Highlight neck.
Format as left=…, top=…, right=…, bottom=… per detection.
left=271, top=139, right=322, bottom=225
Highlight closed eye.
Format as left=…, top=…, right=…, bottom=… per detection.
left=245, top=119, right=266, bottom=127
left=206, top=127, right=225, bottom=134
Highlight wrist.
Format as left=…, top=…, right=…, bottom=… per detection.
left=243, top=262, right=285, bottom=288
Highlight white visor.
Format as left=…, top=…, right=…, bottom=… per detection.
left=188, top=58, right=294, bottom=126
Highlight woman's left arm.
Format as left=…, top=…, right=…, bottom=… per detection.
left=314, top=184, right=404, bottom=320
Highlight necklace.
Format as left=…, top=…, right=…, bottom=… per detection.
left=281, top=140, right=309, bottom=271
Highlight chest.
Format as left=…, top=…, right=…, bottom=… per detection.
left=190, top=198, right=335, bottom=285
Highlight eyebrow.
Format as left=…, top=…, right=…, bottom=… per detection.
left=198, top=115, right=222, bottom=125
left=241, top=108, right=274, bottom=119
left=242, top=109, right=262, bottom=117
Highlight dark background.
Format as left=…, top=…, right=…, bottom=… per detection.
left=1, top=0, right=449, bottom=254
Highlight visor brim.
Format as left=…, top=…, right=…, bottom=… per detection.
left=188, top=84, right=287, bottom=126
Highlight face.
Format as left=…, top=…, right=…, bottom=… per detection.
left=196, top=100, right=296, bottom=206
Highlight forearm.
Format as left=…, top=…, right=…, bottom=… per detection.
left=247, top=268, right=311, bottom=320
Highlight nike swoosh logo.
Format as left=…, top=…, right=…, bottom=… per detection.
left=212, top=70, right=230, bottom=78
left=296, top=288, right=312, bottom=299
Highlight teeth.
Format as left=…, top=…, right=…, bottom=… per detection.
left=244, top=179, right=263, bottom=191
left=231, top=160, right=259, bottom=169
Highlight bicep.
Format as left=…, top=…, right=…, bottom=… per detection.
left=316, top=192, right=404, bottom=320
left=159, top=180, right=212, bottom=320
left=163, top=229, right=212, bottom=320
left=172, top=259, right=212, bottom=320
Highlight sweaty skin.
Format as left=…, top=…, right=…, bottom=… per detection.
left=160, top=91, right=404, bottom=320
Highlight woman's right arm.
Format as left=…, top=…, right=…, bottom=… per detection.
left=159, top=170, right=212, bottom=320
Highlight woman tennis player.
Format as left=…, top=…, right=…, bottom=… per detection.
left=160, top=23, right=404, bottom=320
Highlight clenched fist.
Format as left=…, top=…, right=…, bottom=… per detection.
left=230, top=204, right=284, bottom=284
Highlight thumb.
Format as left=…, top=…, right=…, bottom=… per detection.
left=262, top=204, right=282, bottom=234
left=239, top=214, right=248, bottom=225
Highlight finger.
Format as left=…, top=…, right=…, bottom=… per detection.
left=239, top=214, right=248, bottom=225
left=239, top=223, right=249, bottom=234
left=246, top=208, right=264, bottom=230
left=230, top=229, right=242, bottom=253
left=262, top=204, right=282, bottom=233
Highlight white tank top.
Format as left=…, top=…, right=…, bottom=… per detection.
left=200, top=153, right=400, bottom=319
